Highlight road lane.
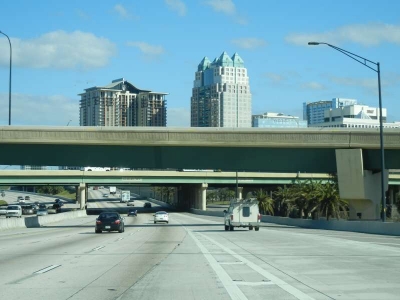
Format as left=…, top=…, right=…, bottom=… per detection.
left=1, top=212, right=400, bottom=299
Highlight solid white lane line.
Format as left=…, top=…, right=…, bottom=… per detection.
left=219, top=262, right=245, bottom=265
left=34, top=264, right=61, bottom=274
left=199, top=233, right=315, bottom=300
left=92, top=246, right=105, bottom=251
left=186, top=229, right=248, bottom=300
left=235, top=281, right=274, bottom=286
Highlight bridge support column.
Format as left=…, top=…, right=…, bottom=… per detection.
left=336, top=149, right=388, bottom=220
left=194, top=183, right=208, bottom=210
left=78, top=183, right=87, bottom=210
left=238, top=187, right=243, bottom=200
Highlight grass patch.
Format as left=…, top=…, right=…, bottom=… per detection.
left=207, top=200, right=230, bottom=205
left=0, top=200, right=8, bottom=206
left=56, top=190, right=76, bottom=200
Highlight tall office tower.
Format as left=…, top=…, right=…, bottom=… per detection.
left=303, top=98, right=358, bottom=126
left=191, top=52, right=252, bottom=127
left=79, top=78, right=168, bottom=127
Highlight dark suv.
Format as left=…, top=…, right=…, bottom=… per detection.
left=95, top=212, right=125, bottom=233
left=144, top=202, right=152, bottom=208
left=52, top=203, right=62, bottom=213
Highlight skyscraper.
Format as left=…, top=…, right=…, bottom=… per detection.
left=79, top=78, right=168, bottom=127
left=191, top=52, right=252, bottom=127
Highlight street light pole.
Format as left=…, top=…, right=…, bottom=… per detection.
left=0, top=31, right=12, bottom=125
left=308, top=41, right=386, bottom=221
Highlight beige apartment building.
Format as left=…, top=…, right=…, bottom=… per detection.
left=79, top=78, right=168, bottom=127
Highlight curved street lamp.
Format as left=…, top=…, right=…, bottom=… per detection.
left=0, top=30, right=12, bottom=126
left=308, top=41, right=386, bottom=221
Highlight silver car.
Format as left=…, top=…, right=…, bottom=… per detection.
left=37, top=208, right=48, bottom=216
left=0, top=206, right=7, bottom=215
left=154, top=211, right=169, bottom=224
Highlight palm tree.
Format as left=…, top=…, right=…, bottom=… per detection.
left=273, top=185, right=294, bottom=216
left=255, top=189, right=274, bottom=215
left=318, top=183, right=348, bottom=220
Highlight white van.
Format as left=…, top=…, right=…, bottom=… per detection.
left=83, top=167, right=111, bottom=171
left=224, top=199, right=261, bottom=231
left=6, top=205, right=22, bottom=218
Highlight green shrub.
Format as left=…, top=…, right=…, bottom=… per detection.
left=0, top=200, right=8, bottom=206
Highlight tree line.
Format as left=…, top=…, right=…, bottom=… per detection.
left=207, top=176, right=348, bottom=221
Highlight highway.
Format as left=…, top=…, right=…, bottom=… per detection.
left=1, top=211, right=400, bottom=300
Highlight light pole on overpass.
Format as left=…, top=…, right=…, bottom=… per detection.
left=0, top=30, right=12, bottom=125
left=308, top=41, right=386, bottom=221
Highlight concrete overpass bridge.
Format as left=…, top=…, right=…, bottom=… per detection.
left=1, top=126, right=400, bottom=219
left=1, top=170, right=400, bottom=214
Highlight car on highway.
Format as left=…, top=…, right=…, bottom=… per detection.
left=25, top=195, right=30, bottom=201
left=144, top=202, right=152, bottom=208
left=95, top=212, right=125, bottom=233
left=6, top=205, right=22, bottom=218
left=17, top=196, right=25, bottom=203
left=39, top=203, right=46, bottom=209
left=47, top=207, right=57, bottom=214
left=127, top=200, right=135, bottom=206
left=36, top=207, right=48, bottom=216
left=55, top=199, right=64, bottom=206
left=0, top=205, right=7, bottom=215
left=22, top=205, right=36, bottom=215
left=52, top=203, right=62, bottom=213
left=154, top=211, right=169, bottom=224
left=127, top=209, right=137, bottom=216
left=103, top=193, right=109, bottom=198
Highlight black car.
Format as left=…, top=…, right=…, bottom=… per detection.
left=144, top=202, right=152, bottom=208
left=55, top=199, right=64, bottom=206
left=52, top=203, right=62, bottom=213
left=95, top=212, right=125, bottom=233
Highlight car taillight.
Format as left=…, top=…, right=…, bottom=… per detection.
left=114, top=220, right=121, bottom=224
left=258, top=213, right=261, bottom=220
left=230, top=215, right=233, bottom=221
left=96, top=220, right=102, bottom=224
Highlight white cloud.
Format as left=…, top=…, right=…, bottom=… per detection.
left=165, top=0, right=187, bottom=16
left=264, top=73, right=286, bottom=83
left=114, top=4, right=128, bottom=17
left=231, top=38, right=266, bottom=49
left=205, top=0, right=236, bottom=15
left=301, top=82, right=326, bottom=90
left=204, top=0, right=247, bottom=24
left=0, top=93, right=78, bottom=126
left=127, top=41, right=165, bottom=61
left=0, top=31, right=116, bottom=70
left=167, top=107, right=190, bottom=127
left=286, top=23, right=400, bottom=47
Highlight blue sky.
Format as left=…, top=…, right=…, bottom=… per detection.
left=0, top=0, right=399, bottom=127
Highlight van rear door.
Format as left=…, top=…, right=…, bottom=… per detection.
left=238, top=202, right=257, bottom=224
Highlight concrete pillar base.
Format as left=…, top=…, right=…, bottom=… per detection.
left=336, top=149, right=388, bottom=220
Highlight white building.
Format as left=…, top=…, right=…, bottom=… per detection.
left=252, top=112, right=307, bottom=128
left=310, top=104, right=400, bottom=128
left=191, top=52, right=252, bottom=127
left=303, top=98, right=358, bottom=126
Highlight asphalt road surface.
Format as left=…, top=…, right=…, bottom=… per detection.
left=1, top=212, right=400, bottom=300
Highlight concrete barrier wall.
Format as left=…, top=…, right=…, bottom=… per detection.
left=189, top=209, right=400, bottom=236
left=0, top=210, right=87, bottom=231
left=190, top=209, right=225, bottom=217
left=261, top=215, right=400, bottom=236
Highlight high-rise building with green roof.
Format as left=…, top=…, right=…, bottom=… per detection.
left=191, top=51, right=251, bottom=127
